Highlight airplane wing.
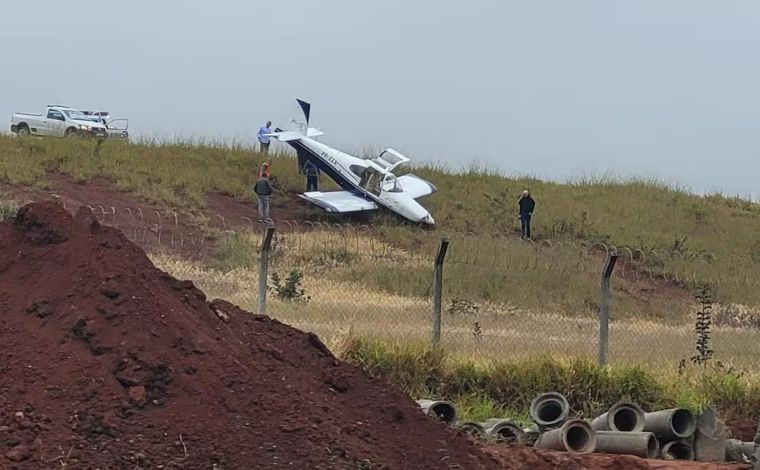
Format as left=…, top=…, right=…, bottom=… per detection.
left=298, top=191, right=379, bottom=213
left=265, top=131, right=303, bottom=142
left=306, top=127, right=324, bottom=138
left=397, top=174, right=438, bottom=199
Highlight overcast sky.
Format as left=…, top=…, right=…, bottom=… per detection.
left=1, top=1, right=758, bottom=197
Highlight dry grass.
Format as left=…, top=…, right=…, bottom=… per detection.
left=151, top=237, right=760, bottom=369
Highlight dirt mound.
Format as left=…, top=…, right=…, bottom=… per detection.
left=0, top=203, right=749, bottom=470
left=0, top=202, right=507, bottom=469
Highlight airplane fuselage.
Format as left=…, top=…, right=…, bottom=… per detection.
left=285, top=137, right=434, bottom=224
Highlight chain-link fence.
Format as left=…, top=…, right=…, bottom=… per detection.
left=45, top=198, right=760, bottom=369
left=256, top=223, right=760, bottom=369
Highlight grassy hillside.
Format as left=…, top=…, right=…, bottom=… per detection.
left=2, top=135, right=759, bottom=251
left=0, top=136, right=760, bottom=317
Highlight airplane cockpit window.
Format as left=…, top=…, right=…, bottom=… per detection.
left=382, top=175, right=404, bottom=193
left=350, top=164, right=367, bottom=179
left=360, top=167, right=383, bottom=196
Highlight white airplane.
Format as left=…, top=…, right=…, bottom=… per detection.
left=267, top=99, right=437, bottom=225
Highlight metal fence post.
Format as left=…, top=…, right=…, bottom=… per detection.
left=258, top=226, right=275, bottom=315
left=599, top=252, right=618, bottom=366
left=432, top=237, right=450, bottom=347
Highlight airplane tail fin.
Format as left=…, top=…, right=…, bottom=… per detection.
left=297, top=100, right=325, bottom=138
left=296, top=99, right=311, bottom=126
left=271, top=100, right=324, bottom=140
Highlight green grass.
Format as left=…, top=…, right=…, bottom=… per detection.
left=3, top=134, right=760, bottom=255
left=337, top=336, right=760, bottom=424
left=0, top=199, right=18, bottom=221
left=0, top=135, right=304, bottom=208
left=2, top=135, right=760, bottom=309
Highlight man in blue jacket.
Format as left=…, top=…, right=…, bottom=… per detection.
left=518, top=189, right=536, bottom=239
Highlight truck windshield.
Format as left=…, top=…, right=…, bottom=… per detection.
left=62, top=110, right=90, bottom=121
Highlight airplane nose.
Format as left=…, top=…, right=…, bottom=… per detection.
left=421, top=213, right=435, bottom=225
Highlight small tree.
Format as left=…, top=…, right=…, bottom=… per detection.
left=691, top=285, right=714, bottom=366
left=270, top=270, right=310, bottom=303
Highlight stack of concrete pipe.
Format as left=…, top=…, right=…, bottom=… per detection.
left=530, top=392, right=597, bottom=453
left=642, top=407, right=697, bottom=460
left=589, top=402, right=659, bottom=459
left=585, top=400, right=698, bottom=460
left=417, top=396, right=757, bottom=465
left=524, top=393, right=699, bottom=461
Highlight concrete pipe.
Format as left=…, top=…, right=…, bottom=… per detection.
left=534, top=419, right=597, bottom=453
left=591, top=402, right=645, bottom=432
left=594, top=431, right=659, bottom=459
left=725, top=439, right=756, bottom=462
left=660, top=439, right=695, bottom=460
left=530, top=392, right=570, bottom=428
left=643, top=408, right=697, bottom=441
left=456, top=421, right=486, bottom=438
left=416, top=399, right=457, bottom=423
left=482, top=418, right=526, bottom=445
left=693, top=406, right=727, bottom=463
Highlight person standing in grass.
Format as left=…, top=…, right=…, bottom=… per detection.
left=257, top=120, right=272, bottom=154
left=254, top=173, right=273, bottom=223
left=518, top=189, right=535, bottom=239
left=303, top=159, right=321, bottom=192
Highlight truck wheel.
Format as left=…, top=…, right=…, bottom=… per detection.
left=16, top=125, right=30, bottom=137
left=65, top=128, right=80, bottom=138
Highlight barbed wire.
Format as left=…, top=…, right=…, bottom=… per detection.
left=27, top=196, right=758, bottom=290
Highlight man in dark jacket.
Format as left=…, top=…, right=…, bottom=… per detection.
left=518, top=189, right=535, bottom=239
left=254, top=174, right=273, bottom=223
left=303, top=159, right=321, bottom=192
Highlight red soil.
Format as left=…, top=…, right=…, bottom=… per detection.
left=0, top=202, right=501, bottom=469
left=726, top=417, right=758, bottom=442
left=485, top=446, right=748, bottom=470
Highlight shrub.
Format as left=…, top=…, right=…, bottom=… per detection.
left=270, top=270, right=309, bottom=303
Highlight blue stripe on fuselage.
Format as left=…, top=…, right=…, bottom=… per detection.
left=286, top=138, right=367, bottom=197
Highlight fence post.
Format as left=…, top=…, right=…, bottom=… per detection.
left=599, top=252, right=618, bottom=366
left=258, top=226, right=275, bottom=315
left=432, top=237, right=450, bottom=347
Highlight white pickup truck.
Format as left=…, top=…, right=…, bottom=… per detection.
left=11, top=105, right=109, bottom=138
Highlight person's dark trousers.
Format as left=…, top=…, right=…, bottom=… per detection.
left=260, top=142, right=269, bottom=154
left=306, top=175, right=318, bottom=192
left=520, top=213, right=532, bottom=239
